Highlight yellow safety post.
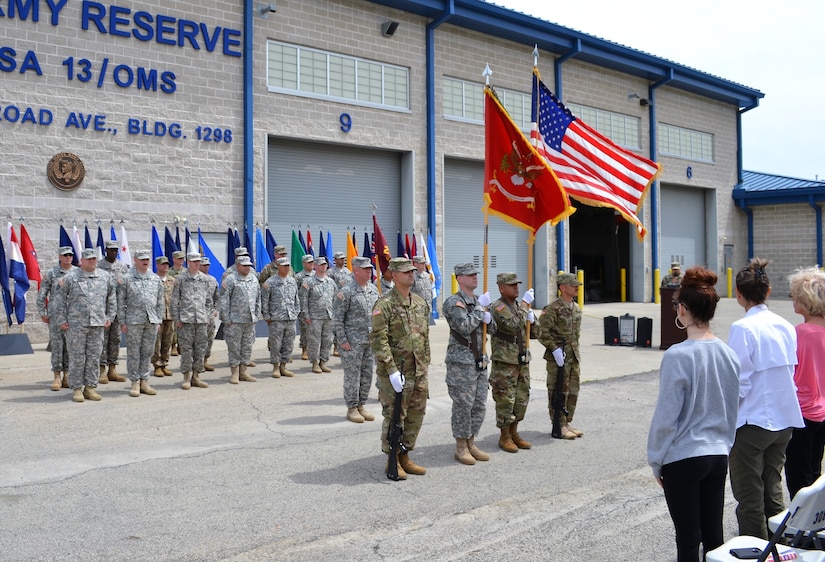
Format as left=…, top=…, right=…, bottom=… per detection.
left=727, top=267, right=733, bottom=298
left=654, top=269, right=661, bottom=304
left=577, top=270, right=584, bottom=309
left=620, top=268, right=626, bottom=302
left=451, top=273, right=457, bottom=295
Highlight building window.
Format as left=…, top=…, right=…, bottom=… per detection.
left=267, top=41, right=409, bottom=111
left=443, top=77, right=530, bottom=129
left=566, top=103, right=641, bottom=150
left=658, top=123, right=714, bottom=162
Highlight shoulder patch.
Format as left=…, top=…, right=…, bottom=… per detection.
left=372, top=308, right=382, bottom=316
left=336, top=291, right=344, bottom=300
left=302, top=282, right=309, bottom=289
left=455, top=300, right=466, bottom=309
left=495, top=303, right=506, bottom=312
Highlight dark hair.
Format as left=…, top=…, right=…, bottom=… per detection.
left=676, top=266, right=720, bottom=325
left=735, top=257, right=771, bottom=304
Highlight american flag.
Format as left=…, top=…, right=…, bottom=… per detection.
left=530, top=73, right=659, bottom=237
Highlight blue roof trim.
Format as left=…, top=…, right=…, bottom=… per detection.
left=367, top=0, right=763, bottom=108
left=734, top=170, right=825, bottom=206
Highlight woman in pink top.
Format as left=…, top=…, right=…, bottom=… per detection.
left=784, top=267, right=825, bottom=498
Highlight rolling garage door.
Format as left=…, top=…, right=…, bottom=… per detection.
left=660, top=184, right=706, bottom=271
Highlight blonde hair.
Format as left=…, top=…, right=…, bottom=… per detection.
left=788, top=267, right=825, bottom=318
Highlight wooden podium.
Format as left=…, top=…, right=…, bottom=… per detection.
left=660, top=287, right=687, bottom=350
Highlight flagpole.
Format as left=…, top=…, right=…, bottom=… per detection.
left=481, top=63, right=493, bottom=356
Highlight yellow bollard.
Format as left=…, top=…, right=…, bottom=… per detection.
left=727, top=267, right=733, bottom=298
left=620, top=268, right=626, bottom=303
left=654, top=269, right=661, bottom=304
left=577, top=270, right=584, bottom=309
left=451, top=273, right=457, bottom=295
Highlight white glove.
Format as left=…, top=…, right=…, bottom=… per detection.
left=522, top=288, right=535, bottom=305
left=527, top=310, right=535, bottom=323
left=477, top=292, right=491, bottom=307
left=552, top=347, right=565, bottom=367
left=482, top=311, right=492, bottom=324
left=389, top=371, right=405, bottom=393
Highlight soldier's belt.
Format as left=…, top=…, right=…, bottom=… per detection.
left=492, top=331, right=517, bottom=344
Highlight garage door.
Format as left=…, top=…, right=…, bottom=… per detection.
left=660, top=184, right=706, bottom=270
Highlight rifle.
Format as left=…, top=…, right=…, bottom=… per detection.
left=386, top=361, right=406, bottom=481
left=551, top=339, right=569, bottom=439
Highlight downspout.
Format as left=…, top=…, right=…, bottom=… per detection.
left=737, top=101, right=760, bottom=184
left=553, top=39, right=581, bottom=271
left=426, top=1, right=455, bottom=237
left=647, top=69, right=673, bottom=300
left=737, top=199, right=754, bottom=259
left=242, top=0, right=254, bottom=246
left=810, top=196, right=823, bottom=267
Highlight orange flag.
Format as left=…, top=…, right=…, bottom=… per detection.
left=484, top=86, right=573, bottom=232
left=346, top=230, right=359, bottom=270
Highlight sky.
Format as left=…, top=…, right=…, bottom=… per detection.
left=493, top=0, right=825, bottom=180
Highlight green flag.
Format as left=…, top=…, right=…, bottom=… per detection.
left=291, top=230, right=304, bottom=272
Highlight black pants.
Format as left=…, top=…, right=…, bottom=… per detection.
left=785, top=417, right=825, bottom=499
left=662, top=455, right=728, bottom=562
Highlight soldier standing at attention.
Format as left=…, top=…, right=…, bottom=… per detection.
left=171, top=253, right=215, bottom=390
left=199, top=256, right=220, bottom=372
left=443, top=263, right=495, bottom=465
left=295, top=254, right=315, bottom=360
left=258, top=245, right=289, bottom=286
left=539, top=273, right=584, bottom=440
left=221, top=255, right=261, bottom=384
left=300, top=256, right=337, bottom=374
left=167, top=249, right=186, bottom=357
left=411, top=256, right=434, bottom=318
left=38, top=246, right=76, bottom=391
left=333, top=256, right=379, bottom=423
left=329, top=251, right=353, bottom=357
left=262, top=257, right=300, bottom=378
left=371, top=257, right=431, bottom=478
left=118, top=249, right=164, bottom=398
left=97, top=240, right=128, bottom=384
left=489, top=273, right=539, bottom=453
left=151, top=256, right=176, bottom=378
left=661, top=261, right=684, bottom=288
left=53, top=248, right=117, bottom=403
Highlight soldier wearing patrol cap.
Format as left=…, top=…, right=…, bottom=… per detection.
left=328, top=250, right=354, bottom=358
left=300, top=255, right=337, bottom=373
left=411, top=255, right=433, bottom=318
left=371, top=257, right=431, bottom=478
left=661, top=261, right=684, bottom=288
left=171, top=252, right=216, bottom=390
left=198, top=256, right=220, bottom=372
left=52, top=247, right=117, bottom=402
left=333, top=256, right=379, bottom=423
left=167, top=250, right=186, bottom=356
left=258, top=244, right=289, bottom=285
left=220, top=255, right=261, bottom=384
left=489, top=272, right=540, bottom=453
left=222, top=246, right=250, bottom=283
left=443, top=262, right=495, bottom=464
left=97, top=240, right=128, bottom=384
left=539, top=272, right=584, bottom=440
left=262, top=257, right=300, bottom=378
left=295, top=254, right=315, bottom=360
left=37, top=245, right=77, bottom=391
left=151, top=256, right=176, bottom=377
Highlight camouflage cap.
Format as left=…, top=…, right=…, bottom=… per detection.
left=302, top=254, right=314, bottom=263
left=412, top=255, right=426, bottom=264
left=557, top=272, right=582, bottom=286
left=59, top=246, right=74, bottom=256
left=388, top=257, right=415, bottom=272
left=105, top=240, right=119, bottom=249
left=200, top=257, right=211, bottom=266
left=670, top=261, right=681, bottom=269
left=352, top=256, right=374, bottom=269
left=234, top=246, right=249, bottom=257
left=155, top=256, right=169, bottom=264
left=454, top=262, right=478, bottom=276
left=275, top=257, right=291, bottom=266
left=172, top=250, right=186, bottom=259
left=496, top=272, right=522, bottom=285
left=237, top=255, right=252, bottom=266
left=134, top=249, right=151, bottom=260
left=186, top=252, right=201, bottom=262
left=273, top=245, right=287, bottom=255
left=315, top=256, right=328, bottom=266
left=333, top=251, right=346, bottom=259
left=81, top=248, right=98, bottom=259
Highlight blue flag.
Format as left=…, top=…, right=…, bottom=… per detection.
left=427, top=232, right=441, bottom=296
left=175, top=227, right=181, bottom=254
left=0, top=236, right=13, bottom=326
left=255, top=228, right=271, bottom=273
left=151, top=226, right=163, bottom=273
left=59, top=225, right=78, bottom=266
left=109, top=225, right=118, bottom=260
left=298, top=230, right=307, bottom=255
left=84, top=225, right=93, bottom=249
left=199, top=228, right=225, bottom=280
left=96, top=226, right=105, bottom=259
left=265, top=228, right=277, bottom=258
left=318, top=230, right=327, bottom=259
left=326, top=231, right=333, bottom=260
left=226, top=227, right=238, bottom=268
left=8, top=227, right=30, bottom=324
left=244, top=229, right=252, bottom=255
left=396, top=231, right=406, bottom=258
left=164, top=227, right=176, bottom=260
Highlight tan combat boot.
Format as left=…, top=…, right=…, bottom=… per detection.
left=161, top=366, right=173, bottom=376
left=181, top=372, right=192, bottom=390
left=311, top=361, right=322, bottom=374
left=83, top=386, right=102, bottom=401
left=139, top=380, right=157, bottom=395
left=499, top=426, right=518, bottom=453
left=107, top=365, right=126, bottom=382
left=153, top=365, right=165, bottom=377
left=333, top=344, right=339, bottom=357
left=347, top=407, right=365, bottom=423
left=279, top=363, right=295, bottom=377
left=357, top=405, right=375, bottom=421
left=568, top=425, right=584, bottom=437
left=129, top=380, right=140, bottom=397
left=301, top=347, right=308, bottom=361
left=398, top=452, right=426, bottom=476
left=510, top=422, right=532, bottom=449
left=467, top=436, right=490, bottom=461
left=247, top=360, right=257, bottom=368
left=98, top=364, right=109, bottom=384
left=271, top=364, right=281, bottom=378
left=385, top=458, right=407, bottom=480
left=229, top=366, right=240, bottom=384
left=319, top=360, right=332, bottom=373
left=50, top=371, right=62, bottom=391
left=171, top=344, right=179, bottom=356
left=560, top=424, right=578, bottom=440
left=455, top=438, right=476, bottom=465
left=238, top=364, right=256, bottom=382
left=191, top=372, right=208, bottom=388
left=72, top=388, right=84, bottom=402
left=203, top=358, right=215, bottom=371
left=61, top=371, right=69, bottom=388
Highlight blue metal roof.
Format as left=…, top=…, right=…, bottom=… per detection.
left=366, top=0, right=764, bottom=109
left=734, top=170, right=825, bottom=206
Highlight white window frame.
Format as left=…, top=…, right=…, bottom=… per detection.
left=658, top=123, right=714, bottom=163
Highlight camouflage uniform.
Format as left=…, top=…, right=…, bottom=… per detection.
left=443, top=291, right=496, bottom=439
left=220, top=270, right=261, bottom=368
left=202, top=271, right=220, bottom=366
left=539, top=297, right=582, bottom=425
left=37, top=262, right=76, bottom=372
left=171, top=270, right=216, bottom=374
left=258, top=262, right=277, bottom=286
left=660, top=272, right=684, bottom=288
left=371, top=287, right=430, bottom=453
left=294, top=268, right=314, bottom=351
left=329, top=265, right=354, bottom=289
left=334, top=279, right=379, bottom=408
left=412, top=270, right=433, bottom=316
left=118, top=268, right=164, bottom=382
left=300, top=274, right=337, bottom=363
left=53, top=267, right=117, bottom=389
left=489, top=298, right=540, bottom=428
left=261, top=274, right=300, bottom=365
left=98, top=257, right=128, bottom=368
left=151, top=272, right=176, bottom=371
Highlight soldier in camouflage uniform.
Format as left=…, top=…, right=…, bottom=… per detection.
left=294, top=254, right=315, bottom=360
left=262, top=257, right=299, bottom=378
left=220, top=255, right=261, bottom=384
left=221, top=246, right=249, bottom=283
left=539, top=272, right=584, bottom=440
left=333, top=256, right=379, bottom=423
left=97, top=240, right=128, bottom=384
left=328, top=251, right=353, bottom=357
left=300, top=256, right=337, bottom=373
left=151, top=256, right=176, bottom=377
left=38, top=246, right=76, bottom=391
left=258, top=245, right=288, bottom=286
left=118, top=249, right=164, bottom=398
left=443, top=262, right=496, bottom=465
left=199, top=256, right=220, bottom=372
left=371, top=257, right=431, bottom=479
left=411, top=256, right=433, bottom=318
left=661, top=261, right=684, bottom=288
left=489, top=272, right=540, bottom=453
left=171, top=253, right=216, bottom=390
left=53, top=248, right=117, bottom=403
left=166, top=250, right=186, bottom=357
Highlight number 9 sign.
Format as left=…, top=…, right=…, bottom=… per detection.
left=340, top=113, right=352, bottom=133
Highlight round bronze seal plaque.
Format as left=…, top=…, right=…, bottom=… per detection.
left=47, top=152, right=85, bottom=191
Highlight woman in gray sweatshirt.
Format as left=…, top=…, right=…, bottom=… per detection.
left=647, top=266, right=740, bottom=562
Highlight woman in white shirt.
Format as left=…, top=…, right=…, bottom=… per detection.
left=727, top=257, right=804, bottom=539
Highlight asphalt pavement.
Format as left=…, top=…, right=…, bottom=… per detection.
left=0, top=297, right=799, bottom=561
